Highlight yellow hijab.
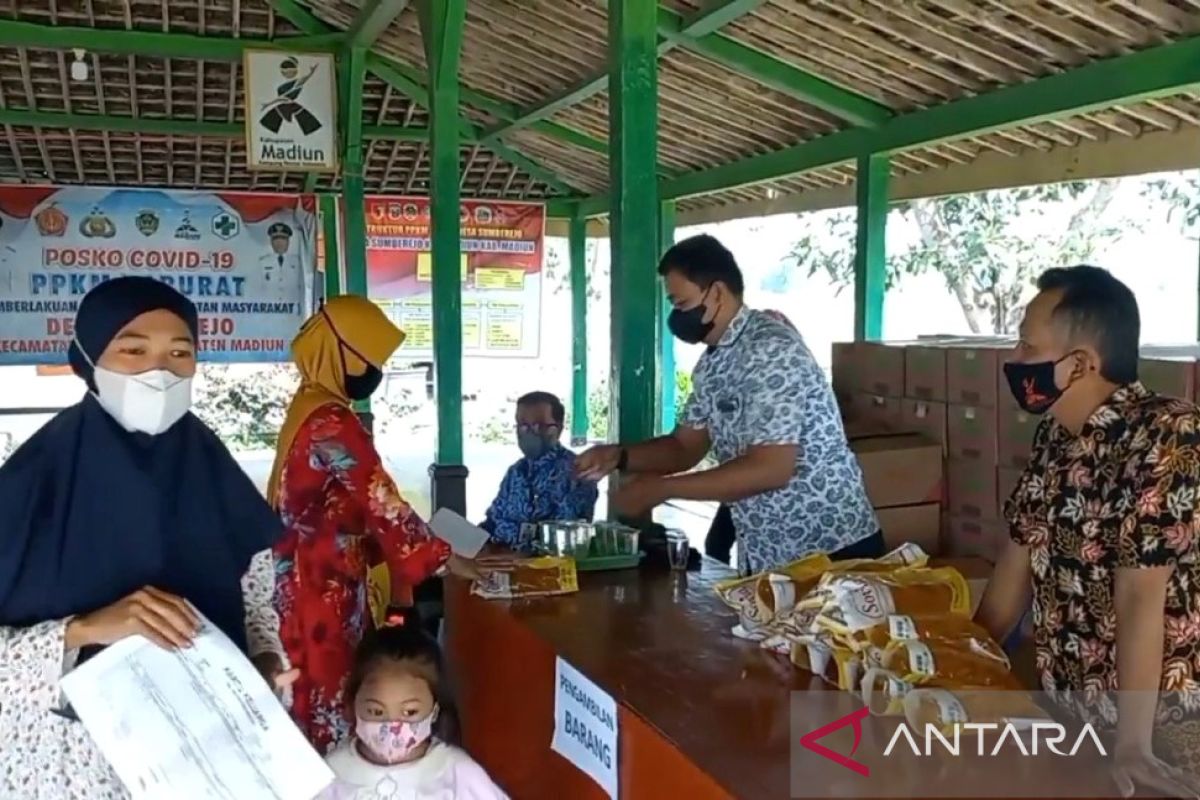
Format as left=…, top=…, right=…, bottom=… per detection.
left=267, top=295, right=404, bottom=508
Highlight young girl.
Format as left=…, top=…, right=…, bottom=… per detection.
left=319, top=623, right=508, bottom=799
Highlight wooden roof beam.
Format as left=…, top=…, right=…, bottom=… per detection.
left=477, top=0, right=769, bottom=144
left=0, top=107, right=428, bottom=141
left=575, top=34, right=1200, bottom=215
left=346, top=0, right=410, bottom=49
left=656, top=8, right=893, bottom=128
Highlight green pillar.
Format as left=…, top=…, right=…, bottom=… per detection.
left=568, top=213, right=589, bottom=446
left=341, top=47, right=368, bottom=298
left=418, top=0, right=468, bottom=513
left=608, top=0, right=659, bottom=446
left=320, top=194, right=341, bottom=300
left=854, top=154, right=889, bottom=341
left=658, top=201, right=677, bottom=434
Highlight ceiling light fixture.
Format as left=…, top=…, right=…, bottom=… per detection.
left=71, top=49, right=89, bottom=82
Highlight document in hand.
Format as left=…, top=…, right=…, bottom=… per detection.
left=429, top=507, right=491, bottom=558
left=60, top=616, right=333, bottom=800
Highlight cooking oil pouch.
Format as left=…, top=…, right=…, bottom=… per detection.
left=714, top=553, right=830, bottom=628
left=809, top=567, right=971, bottom=635
left=861, top=667, right=919, bottom=716
left=903, top=687, right=1051, bottom=736
left=470, top=556, right=579, bottom=599
left=879, top=638, right=1018, bottom=688
left=855, top=613, right=1003, bottom=660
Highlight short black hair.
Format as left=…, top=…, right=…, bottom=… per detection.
left=348, top=623, right=458, bottom=744
left=1036, top=265, right=1140, bottom=384
left=517, top=390, right=565, bottom=426
left=657, top=234, right=745, bottom=297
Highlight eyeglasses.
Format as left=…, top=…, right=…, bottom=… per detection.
left=516, top=422, right=560, bottom=434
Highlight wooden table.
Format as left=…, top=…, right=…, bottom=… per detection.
left=443, top=559, right=1115, bottom=800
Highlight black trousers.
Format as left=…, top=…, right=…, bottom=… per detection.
left=705, top=503, right=886, bottom=564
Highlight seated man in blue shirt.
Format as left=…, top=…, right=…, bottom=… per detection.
left=480, top=391, right=599, bottom=546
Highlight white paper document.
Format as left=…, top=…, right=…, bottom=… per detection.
left=60, top=618, right=333, bottom=800
left=429, top=507, right=490, bottom=557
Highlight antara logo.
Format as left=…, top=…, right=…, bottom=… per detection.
left=799, top=708, right=1107, bottom=777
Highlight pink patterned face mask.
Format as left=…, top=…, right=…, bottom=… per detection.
left=356, top=707, right=438, bottom=764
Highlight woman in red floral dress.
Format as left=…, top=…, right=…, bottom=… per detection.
left=267, top=295, right=474, bottom=753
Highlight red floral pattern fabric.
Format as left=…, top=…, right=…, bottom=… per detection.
left=273, top=403, right=450, bottom=753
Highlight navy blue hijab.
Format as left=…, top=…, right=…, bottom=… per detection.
left=0, top=277, right=282, bottom=653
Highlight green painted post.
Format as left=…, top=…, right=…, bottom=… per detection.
left=854, top=154, right=889, bottom=341
left=568, top=213, right=589, bottom=446
left=341, top=47, right=368, bottom=298
left=320, top=194, right=341, bottom=299
left=658, top=201, right=677, bottom=434
left=608, top=0, right=659, bottom=448
left=417, top=0, right=468, bottom=514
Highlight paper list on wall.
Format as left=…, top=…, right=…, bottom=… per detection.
left=485, top=299, right=523, bottom=350
left=60, top=617, right=333, bottom=800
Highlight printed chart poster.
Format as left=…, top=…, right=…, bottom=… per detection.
left=244, top=50, right=338, bottom=172
left=365, top=197, right=544, bottom=360
left=0, top=186, right=317, bottom=365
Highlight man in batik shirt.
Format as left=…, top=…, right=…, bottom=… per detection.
left=480, top=391, right=598, bottom=546
left=576, top=234, right=881, bottom=574
left=977, top=265, right=1200, bottom=796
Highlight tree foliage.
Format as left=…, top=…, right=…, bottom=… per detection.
left=790, top=180, right=1127, bottom=335
left=193, top=364, right=298, bottom=449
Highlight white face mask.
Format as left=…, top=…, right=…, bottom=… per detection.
left=92, top=366, right=193, bottom=435
left=74, top=335, right=194, bottom=435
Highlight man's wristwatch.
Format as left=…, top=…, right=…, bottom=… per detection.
left=616, top=447, right=629, bottom=472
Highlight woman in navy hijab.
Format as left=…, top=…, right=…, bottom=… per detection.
left=0, top=277, right=294, bottom=799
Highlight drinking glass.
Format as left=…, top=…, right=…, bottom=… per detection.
left=665, top=529, right=689, bottom=571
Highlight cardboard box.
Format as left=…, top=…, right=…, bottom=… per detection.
left=946, top=403, right=998, bottom=462
left=902, top=399, right=947, bottom=453
left=831, top=341, right=855, bottom=397
left=946, top=457, right=997, bottom=520
left=996, top=466, right=1024, bottom=519
left=904, top=346, right=948, bottom=402
left=932, top=555, right=993, bottom=614
left=942, top=518, right=1006, bottom=564
left=947, top=342, right=1012, bottom=407
left=997, top=405, right=1041, bottom=468
left=853, top=342, right=906, bottom=397
left=840, top=393, right=903, bottom=437
left=945, top=407, right=1003, bottom=462
left=851, top=434, right=943, bottom=508
left=1140, top=356, right=1196, bottom=400
left=876, top=502, right=941, bottom=556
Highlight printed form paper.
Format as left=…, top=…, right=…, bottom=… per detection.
left=60, top=617, right=333, bottom=800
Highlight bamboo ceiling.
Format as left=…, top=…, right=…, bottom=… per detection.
left=0, top=0, right=1198, bottom=213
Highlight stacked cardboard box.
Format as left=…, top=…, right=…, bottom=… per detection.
left=833, top=341, right=943, bottom=555
left=834, top=338, right=1200, bottom=564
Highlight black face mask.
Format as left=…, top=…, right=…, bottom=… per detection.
left=668, top=288, right=716, bottom=345
left=345, top=364, right=383, bottom=401
left=1003, top=355, right=1071, bottom=415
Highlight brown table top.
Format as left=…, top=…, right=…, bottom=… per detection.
left=475, top=559, right=1117, bottom=799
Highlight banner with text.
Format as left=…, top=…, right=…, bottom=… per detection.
left=0, top=186, right=316, bottom=365
left=365, top=197, right=544, bottom=360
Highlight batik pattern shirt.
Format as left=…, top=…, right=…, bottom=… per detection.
left=481, top=445, right=598, bottom=545
left=680, top=307, right=878, bottom=574
left=1006, top=383, right=1200, bottom=749
left=274, top=403, right=450, bottom=754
